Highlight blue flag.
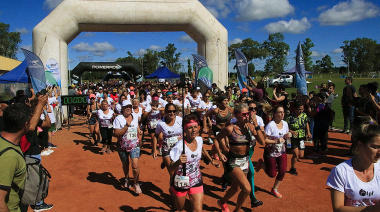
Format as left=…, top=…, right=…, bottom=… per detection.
left=234, top=49, right=248, bottom=77
left=192, top=54, right=208, bottom=87
left=22, top=49, right=46, bottom=92
left=295, top=42, right=308, bottom=95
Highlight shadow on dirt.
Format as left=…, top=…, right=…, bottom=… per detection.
left=73, top=139, right=103, bottom=155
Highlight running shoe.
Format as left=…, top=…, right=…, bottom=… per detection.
left=251, top=199, right=263, bottom=208
left=289, top=167, right=298, bottom=176
left=49, top=144, right=58, bottom=148
left=33, top=202, right=53, bottom=211
left=124, top=179, right=131, bottom=189
left=134, top=183, right=142, bottom=194
left=271, top=188, right=283, bottom=198
left=40, top=151, right=50, bottom=156
left=46, top=149, right=54, bottom=154
left=255, top=159, right=263, bottom=173
left=217, top=199, right=230, bottom=212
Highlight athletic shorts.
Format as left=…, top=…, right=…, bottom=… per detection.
left=48, top=123, right=56, bottom=132
left=89, top=117, right=97, bottom=125
left=171, top=185, right=203, bottom=197
left=225, top=152, right=249, bottom=174
left=148, top=128, right=155, bottom=134
left=291, top=137, right=306, bottom=150
left=212, top=125, right=221, bottom=136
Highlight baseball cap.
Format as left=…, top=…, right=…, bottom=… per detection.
left=113, top=88, right=117, bottom=92
left=130, top=91, right=135, bottom=95
left=242, top=88, right=248, bottom=93
left=197, top=87, right=200, bottom=90
left=89, top=94, right=96, bottom=99
left=163, top=89, right=169, bottom=92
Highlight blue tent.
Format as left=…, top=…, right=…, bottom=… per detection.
left=0, top=60, right=31, bottom=83
left=145, top=66, right=180, bottom=79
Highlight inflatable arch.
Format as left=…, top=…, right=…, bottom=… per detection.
left=33, top=0, right=228, bottom=98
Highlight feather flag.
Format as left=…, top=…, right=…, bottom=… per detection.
left=192, top=54, right=208, bottom=88
left=234, top=49, right=249, bottom=94
left=22, top=49, right=46, bottom=92
left=295, top=42, right=308, bottom=95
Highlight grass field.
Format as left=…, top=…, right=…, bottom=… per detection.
left=246, top=74, right=378, bottom=130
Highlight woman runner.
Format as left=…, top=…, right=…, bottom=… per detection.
left=86, top=94, right=100, bottom=146
left=97, top=100, right=115, bottom=154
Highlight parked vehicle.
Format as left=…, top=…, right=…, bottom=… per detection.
left=269, top=74, right=293, bottom=85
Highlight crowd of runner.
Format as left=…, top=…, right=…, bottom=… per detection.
left=1, top=76, right=380, bottom=212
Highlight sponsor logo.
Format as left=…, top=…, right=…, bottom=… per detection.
left=92, top=64, right=122, bottom=70
left=29, top=60, right=43, bottom=68
left=359, top=189, right=374, bottom=197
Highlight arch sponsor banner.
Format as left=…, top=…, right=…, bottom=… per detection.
left=45, top=58, right=61, bottom=88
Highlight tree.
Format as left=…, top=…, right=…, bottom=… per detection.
left=115, top=51, right=141, bottom=67
left=294, top=38, right=314, bottom=71
left=158, top=43, right=181, bottom=73
left=262, top=33, right=289, bottom=74
left=341, top=38, right=379, bottom=74
left=320, top=55, right=334, bottom=73
left=0, top=23, right=22, bottom=59
left=142, top=49, right=160, bottom=76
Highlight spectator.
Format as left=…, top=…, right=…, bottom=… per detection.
left=341, top=76, right=357, bottom=134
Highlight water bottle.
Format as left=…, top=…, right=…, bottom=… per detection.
left=286, top=133, right=292, bottom=149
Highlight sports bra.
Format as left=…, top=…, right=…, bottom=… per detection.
left=90, top=102, right=99, bottom=115
left=216, top=108, right=232, bottom=124
left=228, top=127, right=253, bottom=146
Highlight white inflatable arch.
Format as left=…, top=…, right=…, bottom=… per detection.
left=33, top=0, right=228, bottom=97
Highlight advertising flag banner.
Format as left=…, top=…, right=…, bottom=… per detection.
left=192, top=54, right=208, bottom=87
left=21, top=49, right=46, bottom=92
left=234, top=49, right=248, bottom=77
left=45, top=58, right=61, bottom=87
left=295, top=42, right=308, bottom=95
left=198, top=67, right=213, bottom=94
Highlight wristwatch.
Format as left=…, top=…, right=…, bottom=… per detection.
left=254, top=125, right=260, bottom=131
left=43, top=110, right=48, bottom=116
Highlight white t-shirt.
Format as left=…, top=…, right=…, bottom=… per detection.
left=146, top=95, right=152, bottom=103
left=198, top=101, right=213, bottom=120
left=99, top=97, right=114, bottom=108
left=97, top=109, right=114, bottom=128
left=113, top=114, right=139, bottom=151
left=48, top=97, right=57, bottom=105
left=170, top=136, right=203, bottom=189
left=115, top=103, right=122, bottom=114
left=174, top=99, right=191, bottom=109
left=327, top=159, right=380, bottom=207
left=145, top=104, right=163, bottom=129
left=132, top=107, right=143, bottom=119
left=155, top=116, right=183, bottom=154
left=264, top=120, right=289, bottom=157
left=140, top=101, right=149, bottom=109
left=47, top=105, right=55, bottom=124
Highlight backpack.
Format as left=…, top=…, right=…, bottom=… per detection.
left=0, top=147, right=51, bottom=206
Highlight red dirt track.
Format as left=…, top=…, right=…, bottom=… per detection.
left=33, top=115, right=352, bottom=211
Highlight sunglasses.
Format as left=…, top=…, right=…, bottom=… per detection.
left=205, top=96, right=210, bottom=98
left=249, top=107, right=257, bottom=111
left=167, top=110, right=176, bottom=113
left=125, top=105, right=133, bottom=108
left=239, top=112, right=250, bottom=117
left=157, top=92, right=162, bottom=93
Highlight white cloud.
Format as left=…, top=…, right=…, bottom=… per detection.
left=201, top=0, right=232, bottom=18
left=318, top=0, right=380, bottom=26
left=178, top=35, right=194, bottom=43
left=150, top=45, right=164, bottom=51
left=77, top=55, right=92, bottom=62
left=228, top=38, right=242, bottom=46
left=317, top=5, right=329, bottom=11
left=83, top=32, right=95, bottom=38
left=264, top=17, right=311, bottom=34
left=311, top=51, right=326, bottom=58
left=15, top=28, right=29, bottom=35
left=234, top=0, right=294, bottom=21
left=72, top=42, right=116, bottom=57
left=135, top=49, right=147, bottom=56
left=68, top=59, right=75, bottom=64
left=43, top=0, right=63, bottom=10
left=105, top=58, right=116, bottom=62
left=237, top=23, right=250, bottom=32
left=181, top=48, right=190, bottom=52
left=331, top=48, right=343, bottom=54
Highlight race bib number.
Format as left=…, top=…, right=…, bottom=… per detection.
left=235, top=158, right=248, bottom=171
left=191, top=107, right=197, bottom=112
left=108, top=124, right=113, bottom=129
left=166, top=136, right=179, bottom=148
left=150, top=119, right=158, bottom=128
left=174, top=175, right=190, bottom=188
left=92, top=111, right=97, bottom=114
left=275, top=143, right=283, bottom=152
left=300, top=140, right=305, bottom=149
left=126, top=128, right=138, bottom=140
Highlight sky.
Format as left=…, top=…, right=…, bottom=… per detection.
left=1, top=0, right=380, bottom=73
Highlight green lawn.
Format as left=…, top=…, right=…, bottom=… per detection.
left=234, top=74, right=378, bottom=130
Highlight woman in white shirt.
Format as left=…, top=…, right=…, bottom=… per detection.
left=97, top=100, right=115, bottom=154
left=327, top=118, right=380, bottom=211
left=113, top=104, right=143, bottom=194
left=255, top=105, right=290, bottom=199
left=168, top=114, right=219, bottom=211
left=143, top=94, right=164, bottom=153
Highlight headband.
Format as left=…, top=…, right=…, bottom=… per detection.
left=184, top=119, right=198, bottom=130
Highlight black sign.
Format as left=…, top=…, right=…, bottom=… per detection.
left=61, top=95, right=88, bottom=105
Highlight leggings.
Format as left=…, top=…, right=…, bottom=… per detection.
left=99, top=127, right=113, bottom=145
left=263, top=152, right=287, bottom=181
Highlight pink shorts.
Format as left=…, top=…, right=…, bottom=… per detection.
left=171, top=185, right=203, bottom=197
